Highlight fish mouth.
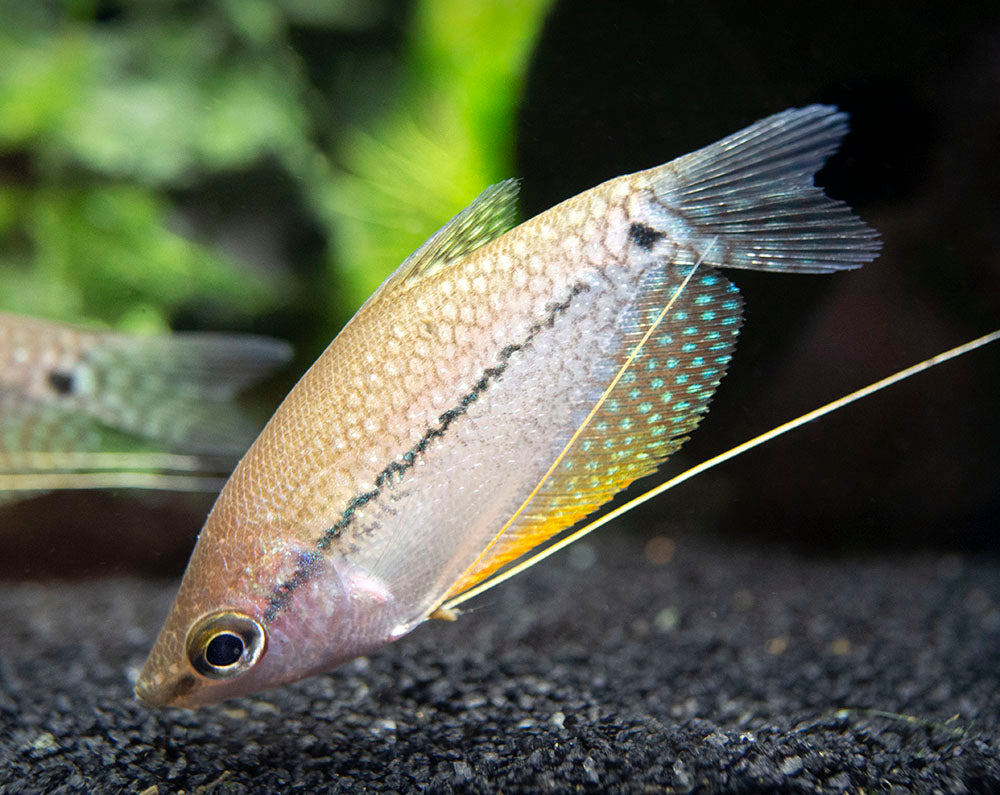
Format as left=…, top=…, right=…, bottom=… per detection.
left=134, top=671, right=198, bottom=708
left=133, top=683, right=159, bottom=708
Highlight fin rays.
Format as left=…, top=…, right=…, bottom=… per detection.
left=649, top=105, right=882, bottom=274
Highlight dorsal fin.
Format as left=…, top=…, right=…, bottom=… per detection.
left=380, top=179, right=520, bottom=292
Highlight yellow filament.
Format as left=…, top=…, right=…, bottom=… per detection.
left=442, top=328, right=1000, bottom=611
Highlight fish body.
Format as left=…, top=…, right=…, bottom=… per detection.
left=137, top=106, right=880, bottom=708
left=0, top=313, right=292, bottom=492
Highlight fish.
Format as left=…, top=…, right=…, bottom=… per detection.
left=0, top=313, right=292, bottom=499
left=135, top=105, right=883, bottom=708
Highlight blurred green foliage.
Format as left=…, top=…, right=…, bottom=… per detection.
left=0, top=0, right=553, bottom=338
left=325, top=0, right=552, bottom=308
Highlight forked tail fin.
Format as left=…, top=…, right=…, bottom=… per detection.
left=640, top=105, right=882, bottom=273
left=83, top=332, right=293, bottom=456
left=0, top=323, right=292, bottom=500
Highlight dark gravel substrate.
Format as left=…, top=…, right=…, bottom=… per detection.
left=2, top=528, right=998, bottom=793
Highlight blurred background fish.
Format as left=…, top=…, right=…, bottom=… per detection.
left=0, top=312, right=292, bottom=501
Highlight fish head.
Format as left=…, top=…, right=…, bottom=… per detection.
left=134, top=506, right=406, bottom=708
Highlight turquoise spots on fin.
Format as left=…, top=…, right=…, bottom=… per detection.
left=553, top=265, right=744, bottom=498
left=442, top=265, right=745, bottom=595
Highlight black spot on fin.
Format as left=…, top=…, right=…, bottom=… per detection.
left=47, top=370, right=75, bottom=396
left=628, top=222, right=664, bottom=250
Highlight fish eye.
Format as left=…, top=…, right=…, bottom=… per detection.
left=185, top=611, right=266, bottom=680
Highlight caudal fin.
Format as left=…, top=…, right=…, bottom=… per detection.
left=644, top=105, right=881, bottom=273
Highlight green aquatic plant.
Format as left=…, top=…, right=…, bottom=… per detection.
left=0, top=0, right=554, bottom=334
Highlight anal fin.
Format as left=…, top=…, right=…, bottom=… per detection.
left=443, top=267, right=744, bottom=600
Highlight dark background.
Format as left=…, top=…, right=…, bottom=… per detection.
left=517, top=1, right=1000, bottom=553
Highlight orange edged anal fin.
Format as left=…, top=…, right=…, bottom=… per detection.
left=443, top=268, right=744, bottom=601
